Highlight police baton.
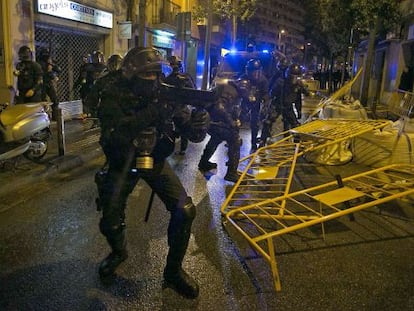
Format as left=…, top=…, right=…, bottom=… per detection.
left=144, top=189, right=155, bottom=222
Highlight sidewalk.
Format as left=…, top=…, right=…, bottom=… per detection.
left=47, top=118, right=102, bottom=171
left=0, top=118, right=103, bottom=197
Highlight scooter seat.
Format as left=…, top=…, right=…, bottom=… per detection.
left=1, top=103, right=48, bottom=126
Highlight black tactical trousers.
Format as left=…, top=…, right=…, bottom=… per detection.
left=250, top=103, right=261, bottom=148
left=200, top=126, right=241, bottom=175
left=281, top=103, right=300, bottom=131
left=98, top=149, right=195, bottom=269
left=260, top=100, right=282, bottom=146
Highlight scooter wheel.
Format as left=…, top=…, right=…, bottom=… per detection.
left=23, top=140, right=48, bottom=162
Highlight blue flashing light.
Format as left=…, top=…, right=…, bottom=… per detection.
left=261, top=49, right=269, bottom=53
left=230, top=48, right=237, bottom=54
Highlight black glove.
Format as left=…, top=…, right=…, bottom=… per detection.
left=172, top=104, right=192, bottom=128
left=181, top=108, right=210, bottom=143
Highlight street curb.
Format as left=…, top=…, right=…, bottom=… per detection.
left=45, top=144, right=103, bottom=174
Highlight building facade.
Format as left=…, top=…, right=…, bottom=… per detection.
left=0, top=0, right=130, bottom=104
left=352, top=0, right=414, bottom=106
left=0, top=0, right=199, bottom=105
left=236, top=0, right=305, bottom=59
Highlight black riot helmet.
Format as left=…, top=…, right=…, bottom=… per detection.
left=277, top=58, right=290, bottom=72
left=168, top=55, right=183, bottom=73
left=107, top=54, right=123, bottom=72
left=37, top=48, right=51, bottom=62
left=83, top=54, right=91, bottom=64
left=91, top=50, right=105, bottom=64
left=18, top=46, right=32, bottom=61
left=220, top=81, right=240, bottom=103
left=245, top=59, right=262, bottom=81
left=285, top=63, right=302, bottom=81
left=121, top=47, right=172, bottom=80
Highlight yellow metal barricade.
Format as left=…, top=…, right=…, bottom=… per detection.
left=223, top=164, right=414, bottom=292
left=388, top=89, right=414, bottom=118
left=222, top=119, right=391, bottom=215
left=387, top=90, right=414, bottom=164
left=220, top=119, right=414, bottom=292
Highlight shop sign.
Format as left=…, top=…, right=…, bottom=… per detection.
left=37, top=0, right=113, bottom=29
left=118, top=21, right=132, bottom=39
left=152, top=35, right=174, bottom=49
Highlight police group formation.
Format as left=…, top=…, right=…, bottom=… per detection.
left=13, top=45, right=308, bottom=299
left=13, top=46, right=61, bottom=120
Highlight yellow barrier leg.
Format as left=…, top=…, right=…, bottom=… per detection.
left=319, top=201, right=326, bottom=241
left=268, top=237, right=282, bottom=291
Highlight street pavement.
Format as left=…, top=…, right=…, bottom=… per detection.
left=1, top=101, right=414, bottom=310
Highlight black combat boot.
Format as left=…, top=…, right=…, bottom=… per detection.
left=99, top=250, right=128, bottom=278
left=163, top=205, right=199, bottom=299
left=198, top=160, right=217, bottom=171
left=163, top=267, right=199, bottom=299
left=224, top=148, right=240, bottom=183
left=224, top=171, right=239, bottom=183
left=198, top=138, right=219, bottom=172
left=99, top=224, right=128, bottom=278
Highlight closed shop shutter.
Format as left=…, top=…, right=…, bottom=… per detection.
left=34, top=23, right=103, bottom=103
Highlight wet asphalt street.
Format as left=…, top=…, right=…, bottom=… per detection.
left=1, top=120, right=414, bottom=310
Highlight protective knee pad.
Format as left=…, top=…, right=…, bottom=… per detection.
left=166, top=196, right=196, bottom=226
left=181, top=197, right=196, bottom=223
left=167, top=197, right=196, bottom=248
left=99, top=218, right=126, bottom=238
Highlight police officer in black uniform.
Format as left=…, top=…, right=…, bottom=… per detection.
left=84, top=54, right=123, bottom=122
left=261, top=63, right=308, bottom=143
left=103, top=54, right=123, bottom=75
left=37, top=48, right=61, bottom=120
left=94, top=47, right=209, bottom=299
left=198, top=82, right=242, bottom=182
left=77, top=50, right=107, bottom=115
left=268, top=58, right=290, bottom=93
left=238, top=59, right=270, bottom=152
left=14, top=46, right=43, bottom=104
left=164, top=56, right=196, bottom=155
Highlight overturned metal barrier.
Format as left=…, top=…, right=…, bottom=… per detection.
left=220, top=119, right=414, bottom=292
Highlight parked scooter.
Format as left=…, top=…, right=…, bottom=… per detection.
left=0, top=101, right=51, bottom=163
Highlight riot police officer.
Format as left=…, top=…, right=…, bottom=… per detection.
left=13, top=46, right=43, bottom=104
left=164, top=56, right=196, bottom=155
left=84, top=54, right=123, bottom=122
left=94, top=47, right=209, bottom=299
left=198, top=82, right=242, bottom=182
left=261, top=63, right=308, bottom=144
left=37, top=48, right=61, bottom=120
left=268, top=57, right=290, bottom=93
left=238, top=59, right=270, bottom=152
left=77, top=50, right=107, bottom=115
